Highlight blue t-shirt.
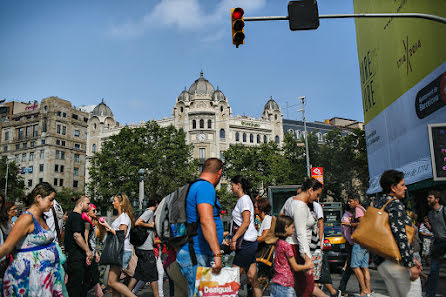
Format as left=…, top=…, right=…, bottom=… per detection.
left=181, top=180, right=224, bottom=256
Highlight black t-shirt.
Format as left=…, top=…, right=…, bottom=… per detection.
left=64, top=212, right=86, bottom=260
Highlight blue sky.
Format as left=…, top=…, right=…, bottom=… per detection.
left=0, top=0, right=363, bottom=124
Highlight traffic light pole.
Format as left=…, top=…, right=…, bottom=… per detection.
left=243, top=13, right=446, bottom=24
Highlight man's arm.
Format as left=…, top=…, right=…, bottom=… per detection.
left=74, top=232, right=92, bottom=256
left=135, top=218, right=154, bottom=228
left=197, top=203, right=222, bottom=273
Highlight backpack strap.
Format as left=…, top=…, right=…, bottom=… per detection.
left=51, top=206, right=62, bottom=245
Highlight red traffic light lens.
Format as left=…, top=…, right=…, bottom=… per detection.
left=232, top=8, right=244, bottom=20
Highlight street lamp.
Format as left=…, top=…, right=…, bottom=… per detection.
left=138, top=168, right=145, bottom=210
left=4, top=156, right=14, bottom=201
left=298, top=96, right=311, bottom=177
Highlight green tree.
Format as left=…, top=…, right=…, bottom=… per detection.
left=0, top=156, right=25, bottom=202
left=87, top=121, right=198, bottom=210
left=56, top=187, right=85, bottom=212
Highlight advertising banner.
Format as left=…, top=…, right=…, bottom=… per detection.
left=311, top=167, right=324, bottom=184
left=353, top=0, right=446, bottom=193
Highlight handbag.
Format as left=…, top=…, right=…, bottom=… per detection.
left=231, top=223, right=244, bottom=250
left=351, top=198, right=415, bottom=263
left=100, top=230, right=125, bottom=266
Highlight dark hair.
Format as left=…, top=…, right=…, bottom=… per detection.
left=0, top=192, right=7, bottom=225
left=231, top=175, right=253, bottom=197
left=428, top=190, right=441, bottom=200
left=379, top=170, right=404, bottom=194
left=4, top=201, right=15, bottom=214
left=147, top=199, right=157, bottom=208
left=24, top=182, right=56, bottom=206
left=257, top=198, right=271, bottom=214
left=202, top=158, right=224, bottom=173
left=275, top=215, right=294, bottom=239
left=301, top=177, right=323, bottom=192
left=349, top=194, right=361, bottom=202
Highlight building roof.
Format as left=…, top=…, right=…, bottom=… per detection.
left=92, top=100, right=113, bottom=117
left=188, top=71, right=215, bottom=95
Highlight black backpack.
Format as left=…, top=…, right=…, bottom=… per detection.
left=129, top=209, right=151, bottom=246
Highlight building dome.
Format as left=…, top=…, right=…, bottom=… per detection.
left=177, top=88, right=190, bottom=102
left=92, top=100, right=114, bottom=117
left=264, top=97, right=280, bottom=111
left=213, top=88, right=225, bottom=101
left=188, top=71, right=215, bottom=95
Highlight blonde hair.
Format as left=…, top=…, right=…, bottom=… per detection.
left=115, top=194, right=135, bottom=227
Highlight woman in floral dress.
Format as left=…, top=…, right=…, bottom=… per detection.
left=0, top=182, right=64, bottom=297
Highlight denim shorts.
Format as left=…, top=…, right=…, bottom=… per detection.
left=351, top=244, right=369, bottom=268
left=176, top=248, right=212, bottom=297
left=122, top=250, right=132, bottom=269
left=270, top=283, right=296, bottom=297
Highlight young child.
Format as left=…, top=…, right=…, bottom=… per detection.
left=271, top=215, right=314, bottom=297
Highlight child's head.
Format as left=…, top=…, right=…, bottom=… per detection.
left=275, top=215, right=294, bottom=239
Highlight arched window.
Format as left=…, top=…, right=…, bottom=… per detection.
left=92, top=144, right=97, bottom=153
left=275, top=114, right=278, bottom=120
left=208, top=119, right=212, bottom=129
left=220, top=106, right=224, bottom=112
left=295, top=130, right=301, bottom=139
left=192, top=120, right=196, bottom=129
left=180, top=107, right=184, bottom=112
left=317, top=132, right=323, bottom=142
left=275, top=136, right=280, bottom=144
left=220, top=129, right=225, bottom=139
left=243, top=133, right=247, bottom=142
left=200, top=119, right=204, bottom=129
left=264, top=135, right=267, bottom=143
left=250, top=134, right=254, bottom=143
left=257, top=135, right=260, bottom=143
left=235, top=132, right=240, bottom=141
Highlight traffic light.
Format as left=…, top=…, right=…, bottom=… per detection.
left=288, top=0, right=319, bottom=31
left=231, top=7, right=245, bottom=48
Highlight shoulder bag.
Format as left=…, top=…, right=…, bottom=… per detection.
left=351, top=198, right=414, bottom=263
left=99, top=230, right=125, bottom=266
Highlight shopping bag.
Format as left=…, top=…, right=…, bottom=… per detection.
left=194, top=266, right=240, bottom=297
left=99, top=230, right=125, bottom=266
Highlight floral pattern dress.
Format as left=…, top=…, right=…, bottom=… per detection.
left=2, top=212, right=64, bottom=297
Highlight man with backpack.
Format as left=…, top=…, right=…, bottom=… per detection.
left=426, top=190, right=446, bottom=297
left=342, top=194, right=371, bottom=297
left=128, top=199, right=160, bottom=296
left=176, top=158, right=224, bottom=297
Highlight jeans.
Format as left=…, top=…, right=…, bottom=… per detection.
left=426, top=240, right=446, bottom=297
left=351, top=244, right=369, bottom=268
left=176, top=248, right=212, bottom=297
left=270, top=283, right=297, bottom=297
left=377, top=260, right=422, bottom=297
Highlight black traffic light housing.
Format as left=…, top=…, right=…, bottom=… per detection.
left=288, top=0, right=319, bottom=31
left=231, top=7, right=245, bottom=48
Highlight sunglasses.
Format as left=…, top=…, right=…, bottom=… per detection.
left=91, top=209, right=97, bottom=213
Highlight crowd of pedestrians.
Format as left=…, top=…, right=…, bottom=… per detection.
left=0, top=159, right=444, bottom=297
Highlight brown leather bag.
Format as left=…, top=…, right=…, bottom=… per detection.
left=351, top=198, right=415, bottom=263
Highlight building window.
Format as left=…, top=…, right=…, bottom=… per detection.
left=295, top=130, right=301, bottom=138
left=39, top=178, right=43, bottom=183
left=92, top=144, right=96, bottom=153
left=84, top=117, right=88, bottom=123
left=33, top=125, right=38, bottom=137
left=39, top=164, right=44, bottom=172
left=243, top=133, right=247, bottom=142
left=15, top=155, right=19, bottom=163
left=73, top=180, right=78, bottom=188
left=207, top=119, right=212, bottom=129
left=60, top=165, right=64, bottom=173
left=41, top=139, right=45, bottom=145
left=62, top=126, right=66, bottom=135
left=317, top=132, right=323, bottom=142
left=56, top=150, right=60, bottom=159
left=22, top=153, right=26, bottom=161
left=264, top=135, right=267, bottom=143
left=199, top=119, right=204, bottom=129
left=235, top=132, right=240, bottom=142
left=30, top=141, right=35, bottom=148
left=220, top=106, right=224, bottom=112
left=74, top=167, right=79, bottom=176
left=72, top=114, right=78, bottom=120
left=55, top=164, right=59, bottom=172
left=42, top=119, right=47, bottom=132
left=4, top=131, right=8, bottom=141
left=257, top=135, right=260, bottom=143
left=199, top=148, right=206, bottom=159
left=74, top=154, right=80, bottom=162
left=275, top=114, right=278, bottom=120
left=28, top=180, right=32, bottom=187
left=54, top=178, right=58, bottom=186
left=61, top=151, right=65, bottom=160
left=3, top=145, right=7, bottom=152
left=250, top=134, right=254, bottom=143
left=192, top=120, right=196, bottom=129
left=74, top=129, right=80, bottom=137
left=275, top=136, right=280, bottom=144
left=18, top=127, right=24, bottom=140
left=220, top=151, right=225, bottom=161
left=74, top=143, right=80, bottom=150
left=57, top=111, right=61, bottom=117
left=220, top=129, right=225, bottom=139
left=61, top=141, right=66, bottom=146
left=26, top=126, right=32, bottom=138
left=15, top=144, right=19, bottom=150
left=62, top=112, right=66, bottom=118
left=56, top=139, right=60, bottom=145
left=40, top=150, right=45, bottom=159
left=23, top=142, right=27, bottom=149
left=29, top=152, right=34, bottom=161
left=57, top=125, right=61, bottom=134
left=59, top=179, right=63, bottom=187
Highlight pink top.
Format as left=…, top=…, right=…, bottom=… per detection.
left=271, top=239, right=295, bottom=287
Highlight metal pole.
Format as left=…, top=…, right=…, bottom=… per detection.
left=244, top=13, right=446, bottom=24
left=299, top=96, right=311, bottom=177
left=138, top=169, right=145, bottom=210
left=4, top=161, right=8, bottom=200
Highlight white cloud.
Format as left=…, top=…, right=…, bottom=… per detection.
left=109, top=0, right=266, bottom=39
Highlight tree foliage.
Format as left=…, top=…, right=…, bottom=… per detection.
left=88, top=121, right=198, bottom=210
left=56, top=187, right=85, bottom=212
left=0, top=156, right=25, bottom=202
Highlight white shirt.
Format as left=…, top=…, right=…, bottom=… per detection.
left=258, top=215, right=272, bottom=237
left=112, top=213, right=132, bottom=251
left=281, top=197, right=315, bottom=258
left=313, top=201, right=324, bottom=220
left=232, top=195, right=258, bottom=242
left=43, top=200, right=64, bottom=243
